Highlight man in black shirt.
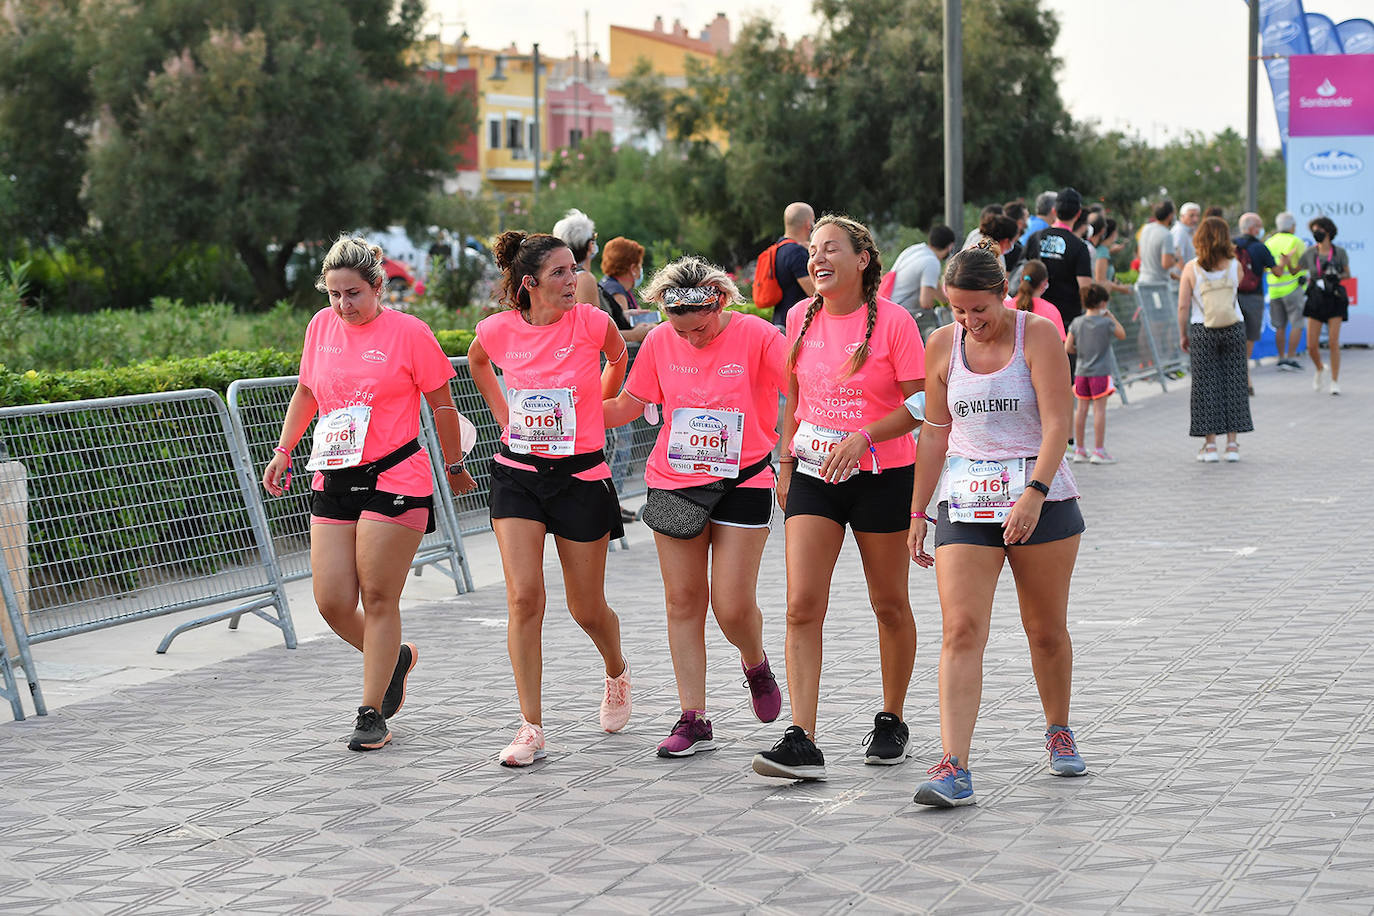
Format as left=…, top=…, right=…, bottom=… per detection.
left=771, top=202, right=816, bottom=328
left=1025, top=187, right=1093, bottom=337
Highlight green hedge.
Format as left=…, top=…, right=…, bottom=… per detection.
left=0, top=349, right=302, bottom=408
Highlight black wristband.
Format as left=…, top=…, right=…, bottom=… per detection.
left=1026, top=479, right=1050, bottom=496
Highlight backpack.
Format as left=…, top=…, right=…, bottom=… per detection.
left=1194, top=261, right=1239, bottom=329
left=596, top=280, right=631, bottom=330
left=1235, top=243, right=1261, bottom=294
left=753, top=239, right=801, bottom=310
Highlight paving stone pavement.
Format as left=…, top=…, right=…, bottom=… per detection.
left=3, top=352, right=1373, bottom=914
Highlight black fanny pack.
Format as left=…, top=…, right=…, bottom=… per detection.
left=495, top=444, right=607, bottom=477
left=641, top=454, right=774, bottom=540
left=321, top=438, right=421, bottom=496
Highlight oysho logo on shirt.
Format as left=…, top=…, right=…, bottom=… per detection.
left=555, top=345, right=575, bottom=360
left=717, top=363, right=745, bottom=378
left=362, top=349, right=387, bottom=364
left=316, top=345, right=342, bottom=354
left=668, top=363, right=699, bottom=374
left=505, top=351, right=534, bottom=361
left=802, top=338, right=824, bottom=349
left=952, top=397, right=1021, bottom=418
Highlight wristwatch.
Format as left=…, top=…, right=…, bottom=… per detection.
left=446, top=461, right=466, bottom=476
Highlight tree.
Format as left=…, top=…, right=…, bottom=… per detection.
left=0, top=0, right=475, bottom=308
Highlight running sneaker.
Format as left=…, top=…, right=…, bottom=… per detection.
left=347, top=706, right=391, bottom=752
left=751, top=725, right=827, bottom=780
left=381, top=642, right=417, bottom=719
left=742, top=655, right=782, bottom=723
left=1089, top=449, right=1117, bottom=465
left=912, top=754, right=975, bottom=807
left=500, top=719, right=547, bottom=767
left=1314, top=366, right=1327, bottom=392
left=1276, top=360, right=1295, bottom=372
left=863, top=712, right=911, bottom=766
left=656, top=710, right=716, bottom=758
left=600, top=664, right=632, bottom=733
left=1331, top=380, right=1342, bottom=396
left=1046, top=726, right=1087, bottom=776
left=1071, top=447, right=1090, bottom=463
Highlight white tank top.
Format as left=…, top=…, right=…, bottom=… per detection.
left=941, top=309, right=1078, bottom=502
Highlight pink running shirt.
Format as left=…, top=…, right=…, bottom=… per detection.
left=475, top=302, right=619, bottom=480
left=626, top=313, right=787, bottom=490
left=1003, top=296, right=1066, bottom=340
left=299, top=307, right=457, bottom=497
left=786, top=295, right=926, bottom=471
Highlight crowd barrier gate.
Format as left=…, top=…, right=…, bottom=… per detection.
left=0, top=389, right=296, bottom=718
left=225, top=377, right=473, bottom=594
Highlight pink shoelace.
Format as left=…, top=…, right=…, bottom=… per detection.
left=604, top=676, right=629, bottom=705
left=926, top=754, right=962, bottom=779
left=1046, top=729, right=1077, bottom=757
left=512, top=723, right=541, bottom=747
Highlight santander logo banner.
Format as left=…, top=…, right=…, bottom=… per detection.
left=1289, top=54, right=1374, bottom=138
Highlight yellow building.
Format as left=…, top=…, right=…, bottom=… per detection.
left=608, top=14, right=729, bottom=85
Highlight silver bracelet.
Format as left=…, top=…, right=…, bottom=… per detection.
left=433, top=405, right=459, bottom=413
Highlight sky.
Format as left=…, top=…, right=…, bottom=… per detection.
left=432, top=0, right=1373, bottom=151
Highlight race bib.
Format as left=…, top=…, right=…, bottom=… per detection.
left=307, top=406, right=372, bottom=471
left=793, top=420, right=853, bottom=482
left=666, top=408, right=744, bottom=477
left=508, top=388, right=576, bottom=456
left=946, top=457, right=1026, bottom=523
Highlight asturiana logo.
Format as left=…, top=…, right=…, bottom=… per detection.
left=554, top=345, right=575, bottom=360
left=688, top=415, right=726, bottom=434
left=362, top=349, right=387, bottom=363
left=717, top=363, right=745, bottom=378
left=1303, top=150, right=1364, bottom=180
left=967, top=460, right=1002, bottom=477
left=521, top=394, right=558, bottom=413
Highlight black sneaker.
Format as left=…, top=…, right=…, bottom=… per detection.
left=863, top=712, right=911, bottom=765
left=347, top=706, right=391, bottom=752
left=751, top=725, right=827, bottom=780
left=381, top=642, right=417, bottom=719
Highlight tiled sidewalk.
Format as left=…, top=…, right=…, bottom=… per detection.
left=2, top=352, right=1372, bottom=914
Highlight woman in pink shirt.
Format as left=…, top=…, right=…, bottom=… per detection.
left=261, top=236, right=477, bottom=754
left=468, top=230, right=633, bottom=768
left=752, top=216, right=926, bottom=782
left=603, top=257, right=786, bottom=759
left=907, top=239, right=1086, bottom=808
left=1005, top=260, right=1067, bottom=340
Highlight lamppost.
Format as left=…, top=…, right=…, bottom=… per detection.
left=944, top=0, right=963, bottom=239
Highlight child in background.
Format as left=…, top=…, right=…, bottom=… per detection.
left=1066, top=284, right=1125, bottom=465
left=1005, top=260, right=1066, bottom=341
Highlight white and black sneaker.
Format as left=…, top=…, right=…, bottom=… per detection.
left=863, top=712, right=911, bottom=765
left=752, top=725, right=827, bottom=780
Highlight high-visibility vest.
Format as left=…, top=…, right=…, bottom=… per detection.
left=1265, top=232, right=1306, bottom=298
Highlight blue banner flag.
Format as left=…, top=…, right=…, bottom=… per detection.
left=1250, top=0, right=1313, bottom=149
left=1336, top=18, right=1374, bottom=55
left=1305, top=13, right=1344, bottom=53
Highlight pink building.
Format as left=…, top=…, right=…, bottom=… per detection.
left=546, top=79, right=615, bottom=149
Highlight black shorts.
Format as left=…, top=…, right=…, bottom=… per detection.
left=784, top=464, right=915, bottom=533
left=310, top=488, right=436, bottom=534
left=710, top=486, right=774, bottom=528
left=933, top=498, right=1084, bottom=549
left=489, top=460, right=625, bottom=542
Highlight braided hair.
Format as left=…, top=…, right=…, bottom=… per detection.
left=785, top=215, right=883, bottom=378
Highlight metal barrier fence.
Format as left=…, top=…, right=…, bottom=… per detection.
left=0, top=388, right=296, bottom=717
left=225, top=376, right=473, bottom=594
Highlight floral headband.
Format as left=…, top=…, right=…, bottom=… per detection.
left=661, top=287, right=722, bottom=312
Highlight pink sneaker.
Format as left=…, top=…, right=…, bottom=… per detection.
left=742, top=655, right=782, bottom=723
left=655, top=710, right=716, bottom=758
left=600, top=664, right=632, bottom=732
left=499, top=719, right=546, bottom=767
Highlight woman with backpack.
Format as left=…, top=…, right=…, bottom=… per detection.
left=1177, top=216, right=1254, bottom=463
left=1299, top=216, right=1352, bottom=395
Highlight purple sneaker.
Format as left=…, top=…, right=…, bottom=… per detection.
left=656, top=710, right=716, bottom=758
left=742, top=655, right=782, bottom=723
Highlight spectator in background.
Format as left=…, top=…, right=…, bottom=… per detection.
left=1021, top=191, right=1056, bottom=247
left=1002, top=200, right=1029, bottom=285
left=968, top=214, right=1019, bottom=273
left=1089, top=216, right=1133, bottom=295
left=890, top=225, right=956, bottom=334
left=1203, top=205, right=1225, bottom=219
left=1066, top=284, right=1126, bottom=465
left=1232, top=213, right=1278, bottom=393
left=1025, top=187, right=1093, bottom=340
left=769, top=202, right=817, bottom=329
left=1299, top=215, right=1352, bottom=395
left=1137, top=200, right=1177, bottom=287
left=1265, top=211, right=1307, bottom=371
left=552, top=208, right=601, bottom=309
left=1006, top=259, right=1067, bottom=340
left=597, top=237, right=652, bottom=344
left=1172, top=203, right=1201, bottom=274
